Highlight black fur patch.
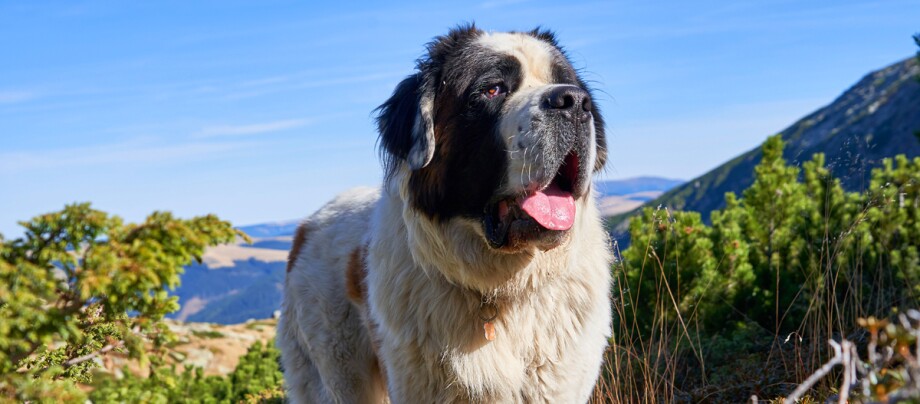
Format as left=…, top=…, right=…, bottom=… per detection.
left=376, top=73, right=422, bottom=176
left=375, top=25, right=608, bottom=222
left=412, top=26, right=514, bottom=221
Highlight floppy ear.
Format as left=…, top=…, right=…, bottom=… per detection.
left=376, top=73, right=436, bottom=175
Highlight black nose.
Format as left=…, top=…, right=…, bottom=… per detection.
left=542, top=85, right=592, bottom=120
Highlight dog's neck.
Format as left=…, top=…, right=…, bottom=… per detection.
left=385, top=171, right=579, bottom=299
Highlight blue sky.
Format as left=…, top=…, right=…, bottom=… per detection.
left=1, top=0, right=918, bottom=236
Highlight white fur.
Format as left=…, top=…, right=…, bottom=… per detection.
left=278, top=187, right=388, bottom=403
left=478, top=32, right=555, bottom=88
left=481, top=33, right=597, bottom=197
left=279, top=32, right=613, bottom=403
left=368, top=171, right=613, bottom=403
left=280, top=177, right=612, bottom=403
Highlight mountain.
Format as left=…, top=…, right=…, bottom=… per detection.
left=594, top=176, right=685, bottom=216
left=167, top=241, right=288, bottom=324
left=610, top=56, right=920, bottom=235
left=595, top=177, right=684, bottom=197
left=236, top=221, right=299, bottom=238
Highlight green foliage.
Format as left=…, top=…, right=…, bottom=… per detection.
left=611, top=135, right=920, bottom=401
left=192, top=330, right=226, bottom=339
left=621, top=208, right=717, bottom=334
left=915, top=32, right=920, bottom=68
left=0, top=203, right=245, bottom=401
left=89, top=339, right=284, bottom=403
left=623, top=134, right=920, bottom=337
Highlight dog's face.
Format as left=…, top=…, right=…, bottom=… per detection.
left=377, top=26, right=606, bottom=253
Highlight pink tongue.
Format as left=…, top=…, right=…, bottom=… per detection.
left=520, top=183, right=576, bottom=231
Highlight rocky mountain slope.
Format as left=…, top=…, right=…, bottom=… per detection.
left=610, top=56, right=920, bottom=234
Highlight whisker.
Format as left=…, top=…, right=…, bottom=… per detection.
left=521, top=148, right=528, bottom=187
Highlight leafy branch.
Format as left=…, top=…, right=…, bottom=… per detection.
left=0, top=203, right=247, bottom=401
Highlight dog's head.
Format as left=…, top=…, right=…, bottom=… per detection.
left=377, top=25, right=606, bottom=253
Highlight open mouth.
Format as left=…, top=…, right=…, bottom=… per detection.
left=483, top=151, right=580, bottom=250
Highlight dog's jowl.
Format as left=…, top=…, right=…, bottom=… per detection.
left=278, top=25, right=612, bottom=403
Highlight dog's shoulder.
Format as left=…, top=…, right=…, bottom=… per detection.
left=287, top=186, right=380, bottom=274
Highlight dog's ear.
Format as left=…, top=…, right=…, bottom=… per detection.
left=376, top=73, right=436, bottom=175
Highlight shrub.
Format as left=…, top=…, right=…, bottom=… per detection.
left=89, top=339, right=284, bottom=403
left=597, top=135, right=920, bottom=402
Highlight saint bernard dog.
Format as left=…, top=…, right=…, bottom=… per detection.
left=278, top=25, right=613, bottom=403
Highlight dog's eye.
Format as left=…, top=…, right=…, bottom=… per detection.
left=483, top=84, right=508, bottom=99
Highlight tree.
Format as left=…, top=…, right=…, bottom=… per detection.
left=915, top=33, right=920, bottom=68
left=0, top=203, right=245, bottom=401
left=621, top=207, right=717, bottom=335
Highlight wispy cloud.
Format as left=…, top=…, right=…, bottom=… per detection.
left=221, top=70, right=405, bottom=101
left=571, top=0, right=917, bottom=47
left=0, top=138, right=255, bottom=173
left=194, top=118, right=312, bottom=138
left=480, top=0, right=533, bottom=9
left=0, top=91, right=37, bottom=104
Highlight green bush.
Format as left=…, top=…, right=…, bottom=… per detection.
left=89, top=339, right=284, bottom=403
left=605, top=135, right=920, bottom=401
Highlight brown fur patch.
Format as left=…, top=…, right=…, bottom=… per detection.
left=286, top=222, right=312, bottom=273
left=345, top=246, right=368, bottom=304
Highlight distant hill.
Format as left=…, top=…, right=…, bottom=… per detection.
left=610, top=56, right=920, bottom=238
left=168, top=242, right=287, bottom=324
left=594, top=177, right=685, bottom=217
left=244, top=237, right=294, bottom=251
left=595, top=177, right=684, bottom=197
left=236, top=221, right=299, bottom=238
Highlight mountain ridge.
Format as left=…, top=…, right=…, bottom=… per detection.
left=610, top=56, right=920, bottom=237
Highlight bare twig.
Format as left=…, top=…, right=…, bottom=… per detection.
left=784, top=339, right=856, bottom=404
left=838, top=340, right=855, bottom=404
left=64, top=341, right=124, bottom=368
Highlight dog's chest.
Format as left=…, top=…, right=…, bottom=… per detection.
left=445, top=277, right=600, bottom=401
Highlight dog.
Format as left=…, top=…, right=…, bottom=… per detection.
left=278, top=25, right=613, bottom=403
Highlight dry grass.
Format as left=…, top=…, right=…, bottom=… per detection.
left=587, top=208, right=901, bottom=403
left=201, top=242, right=287, bottom=269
